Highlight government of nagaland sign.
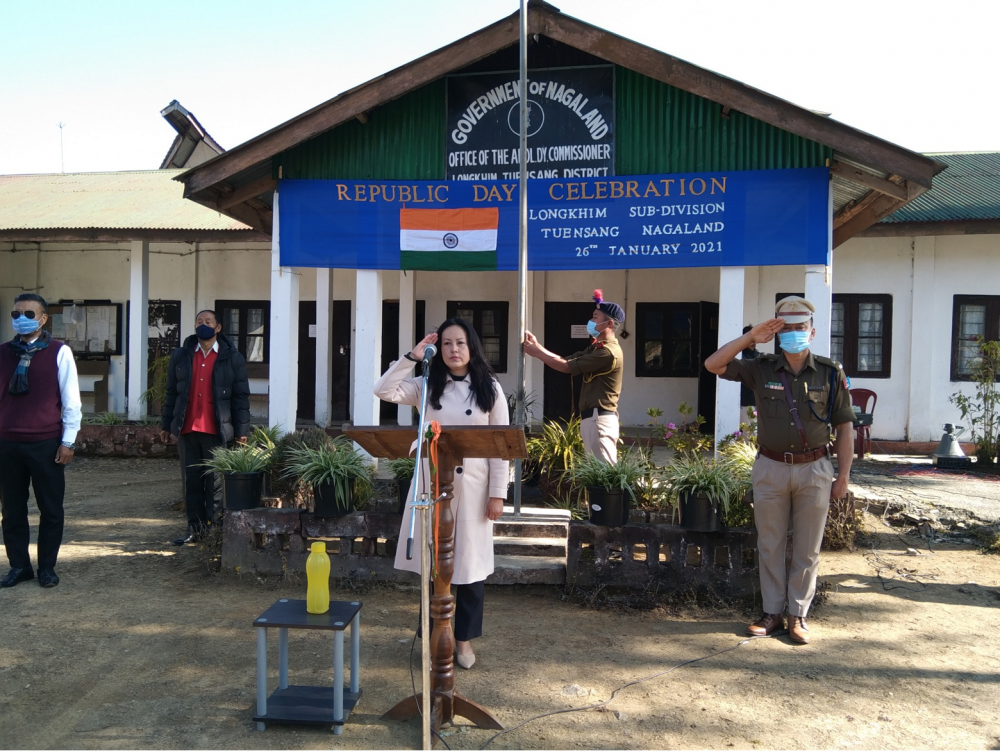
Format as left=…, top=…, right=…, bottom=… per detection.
left=446, top=66, right=615, bottom=181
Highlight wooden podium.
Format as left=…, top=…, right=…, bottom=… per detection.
left=345, top=425, right=527, bottom=738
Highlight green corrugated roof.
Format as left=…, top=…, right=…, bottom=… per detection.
left=882, top=152, right=1000, bottom=223
left=0, top=170, right=252, bottom=231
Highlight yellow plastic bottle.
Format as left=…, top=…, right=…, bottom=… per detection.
left=306, top=541, right=330, bottom=614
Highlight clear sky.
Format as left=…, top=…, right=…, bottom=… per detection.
left=2, top=0, right=997, bottom=175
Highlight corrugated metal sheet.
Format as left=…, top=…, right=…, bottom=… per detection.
left=614, top=67, right=832, bottom=175
left=276, top=82, right=446, bottom=180
left=0, top=170, right=251, bottom=231
left=882, top=152, right=1000, bottom=223
left=274, top=68, right=835, bottom=182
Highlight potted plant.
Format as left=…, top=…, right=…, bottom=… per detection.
left=248, top=424, right=282, bottom=497
left=385, top=457, right=416, bottom=514
left=200, top=442, right=271, bottom=511
left=660, top=454, right=744, bottom=532
left=284, top=437, right=376, bottom=517
left=566, top=449, right=647, bottom=526
left=526, top=417, right=584, bottom=499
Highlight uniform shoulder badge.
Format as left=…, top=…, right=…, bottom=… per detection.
left=815, top=355, right=842, bottom=369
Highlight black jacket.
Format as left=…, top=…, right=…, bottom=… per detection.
left=160, top=332, right=251, bottom=442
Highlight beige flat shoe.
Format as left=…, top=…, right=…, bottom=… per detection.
left=455, top=651, right=476, bottom=669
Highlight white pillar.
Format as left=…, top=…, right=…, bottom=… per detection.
left=352, top=270, right=382, bottom=429
left=806, top=179, right=835, bottom=358
left=397, top=270, right=415, bottom=426
left=908, top=236, right=936, bottom=441
left=715, top=266, right=745, bottom=448
left=805, top=264, right=832, bottom=357
left=269, top=190, right=300, bottom=435
left=315, top=269, right=334, bottom=428
left=126, top=240, right=149, bottom=420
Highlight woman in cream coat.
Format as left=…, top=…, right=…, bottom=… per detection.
left=374, top=318, right=509, bottom=669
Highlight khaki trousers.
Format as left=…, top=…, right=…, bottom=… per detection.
left=751, top=454, right=833, bottom=617
left=580, top=414, right=619, bottom=464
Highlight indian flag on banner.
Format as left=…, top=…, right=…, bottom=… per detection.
left=399, top=207, right=499, bottom=271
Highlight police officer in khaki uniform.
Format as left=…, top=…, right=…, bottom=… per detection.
left=705, top=296, right=854, bottom=644
left=523, top=290, right=624, bottom=464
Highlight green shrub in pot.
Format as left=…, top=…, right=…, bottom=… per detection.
left=283, top=436, right=376, bottom=515
left=566, top=449, right=647, bottom=525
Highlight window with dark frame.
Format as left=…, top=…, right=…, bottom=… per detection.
left=446, top=301, right=509, bottom=373
left=951, top=295, right=1000, bottom=381
left=634, top=302, right=700, bottom=377
left=775, top=292, right=892, bottom=378
left=215, top=300, right=270, bottom=364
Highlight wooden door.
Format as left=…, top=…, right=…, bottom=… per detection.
left=297, top=301, right=317, bottom=420
left=542, top=302, right=595, bottom=423
left=696, top=301, right=720, bottom=433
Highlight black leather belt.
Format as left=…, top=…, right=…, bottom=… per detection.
left=758, top=446, right=829, bottom=465
left=581, top=407, right=616, bottom=419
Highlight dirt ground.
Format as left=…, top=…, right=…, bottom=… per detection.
left=1, top=457, right=999, bottom=750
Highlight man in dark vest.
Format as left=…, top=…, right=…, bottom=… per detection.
left=160, top=309, right=250, bottom=545
left=0, top=293, right=82, bottom=588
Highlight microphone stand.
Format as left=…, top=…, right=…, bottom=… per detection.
left=405, top=347, right=435, bottom=750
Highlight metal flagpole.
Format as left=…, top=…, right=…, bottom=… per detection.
left=512, top=0, right=528, bottom=518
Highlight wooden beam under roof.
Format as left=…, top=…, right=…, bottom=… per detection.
left=216, top=176, right=277, bottom=211
left=829, top=161, right=907, bottom=201
left=833, top=183, right=927, bottom=248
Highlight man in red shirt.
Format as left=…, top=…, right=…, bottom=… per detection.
left=160, top=310, right=250, bottom=545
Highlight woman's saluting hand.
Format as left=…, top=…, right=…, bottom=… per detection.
left=410, top=332, right=439, bottom=362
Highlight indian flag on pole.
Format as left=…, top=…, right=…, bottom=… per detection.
left=399, top=207, right=499, bottom=271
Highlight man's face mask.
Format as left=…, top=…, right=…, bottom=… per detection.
left=779, top=329, right=811, bottom=353
left=196, top=324, right=217, bottom=341
left=586, top=320, right=602, bottom=338
left=12, top=314, right=41, bottom=336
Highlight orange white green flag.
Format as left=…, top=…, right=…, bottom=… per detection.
left=399, top=207, right=499, bottom=271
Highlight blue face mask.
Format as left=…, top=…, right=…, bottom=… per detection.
left=779, top=330, right=811, bottom=353
left=586, top=320, right=601, bottom=338
left=12, top=315, right=40, bottom=336
left=196, top=324, right=217, bottom=341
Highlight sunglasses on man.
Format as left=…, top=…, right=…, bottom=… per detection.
left=10, top=310, right=41, bottom=319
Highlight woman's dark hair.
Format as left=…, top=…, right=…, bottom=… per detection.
left=428, top=318, right=498, bottom=414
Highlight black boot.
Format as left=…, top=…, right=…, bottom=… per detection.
left=172, top=523, right=204, bottom=546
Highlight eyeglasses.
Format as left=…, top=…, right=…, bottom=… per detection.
left=10, top=310, right=39, bottom=319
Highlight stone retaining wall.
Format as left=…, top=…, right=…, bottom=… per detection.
left=567, top=522, right=762, bottom=596
left=222, top=508, right=413, bottom=582
left=76, top=425, right=176, bottom=457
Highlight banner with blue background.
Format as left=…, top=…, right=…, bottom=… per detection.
left=278, top=168, right=830, bottom=271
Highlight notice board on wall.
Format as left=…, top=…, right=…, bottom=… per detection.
left=46, top=302, right=123, bottom=357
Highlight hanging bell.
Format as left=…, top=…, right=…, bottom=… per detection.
left=932, top=424, right=967, bottom=461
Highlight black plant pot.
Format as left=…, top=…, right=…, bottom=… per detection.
left=396, top=478, right=410, bottom=515
left=313, top=480, right=354, bottom=517
left=222, top=472, right=264, bottom=511
left=587, top=486, right=629, bottom=526
left=678, top=491, right=721, bottom=532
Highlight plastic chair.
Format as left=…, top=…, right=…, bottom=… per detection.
left=850, top=388, right=877, bottom=459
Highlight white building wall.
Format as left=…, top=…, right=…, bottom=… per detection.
left=7, top=232, right=1000, bottom=442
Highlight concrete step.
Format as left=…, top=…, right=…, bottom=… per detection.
left=494, top=519, right=569, bottom=539
left=493, top=536, right=566, bottom=557
left=488, top=555, right=566, bottom=585
left=501, top=505, right=572, bottom=521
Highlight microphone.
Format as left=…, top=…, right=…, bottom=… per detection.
left=422, top=344, right=437, bottom=362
